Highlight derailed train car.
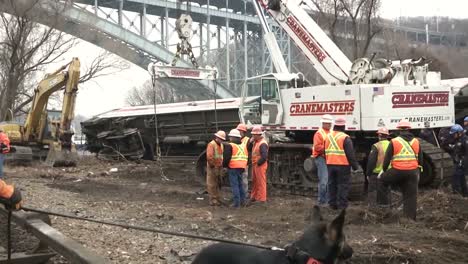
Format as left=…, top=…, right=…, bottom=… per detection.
left=81, top=98, right=241, bottom=161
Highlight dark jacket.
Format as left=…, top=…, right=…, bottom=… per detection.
left=383, top=131, right=423, bottom=171
left=366, top=139, right=390, bottom=176
left=439, top=127, right=455, bottom=153
left=222, top=137, right=242, bottom=168
left=452, top=134, right=468, bottom=174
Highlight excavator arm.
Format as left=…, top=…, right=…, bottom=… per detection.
left=23, top=58, right=80, bottom=144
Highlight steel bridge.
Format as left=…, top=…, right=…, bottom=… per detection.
left=0, top=0, right=466, bottom=99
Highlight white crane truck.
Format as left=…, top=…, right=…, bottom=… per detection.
left=238, top=0, right=454, bottom=196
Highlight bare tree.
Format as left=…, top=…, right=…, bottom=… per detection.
left=311, top=0, right=382, bottom=59
left=126, top=80, right=159, bottom=106
left=0, top=0, right=128, bottom=119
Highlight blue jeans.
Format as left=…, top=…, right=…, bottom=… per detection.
left=228, top=168, right=246, bottom=207
left=315, top=156, right=328, bottom=204
left=0, top=154, right=4, bottom=179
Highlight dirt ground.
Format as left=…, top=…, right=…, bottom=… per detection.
left=1, top=156, right=468, bottom=264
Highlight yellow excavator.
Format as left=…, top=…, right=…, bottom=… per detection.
left=0, top=57, right=81, bottom=166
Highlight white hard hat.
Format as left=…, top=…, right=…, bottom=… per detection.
left=228, top=129, right=241, bottom=138
left=320, top=114, right=333, bottom=124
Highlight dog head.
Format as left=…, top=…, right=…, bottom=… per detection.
left=287, top=206, right=353, bottom=264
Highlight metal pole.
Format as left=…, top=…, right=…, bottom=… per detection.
left=7, top=210, right=11, bottom=262
left=140, top=4, right=146, bottom=37
left=94, top=0, right=98, bottom=15
left=243, top=0, right=248, bottom=80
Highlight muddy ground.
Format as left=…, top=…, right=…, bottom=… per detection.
left=1, top=156, right=468, bottom=264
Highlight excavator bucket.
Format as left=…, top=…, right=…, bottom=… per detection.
left=45, top=142, right=78, bottom=167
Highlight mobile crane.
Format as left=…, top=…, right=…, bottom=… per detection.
left=239, top=0, right=454, bottom=194
left=0, top=58, right=81, bottom=166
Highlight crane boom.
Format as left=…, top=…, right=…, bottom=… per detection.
left=257, top=0, right=352, bottom=84
left=252, top=0, right=289, bottom=74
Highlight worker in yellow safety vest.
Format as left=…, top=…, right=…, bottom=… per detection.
left=366, top=127, right=391, bottom=207
left=236, top=123, right=251, bottom=194
left=206, top=130, right=226, bottom=206
left=223, top=129, right=248, bottom=208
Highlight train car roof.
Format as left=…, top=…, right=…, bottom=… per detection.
left=93, top=97, right=244, bottom=119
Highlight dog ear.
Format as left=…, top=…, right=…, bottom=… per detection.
left=305, top=205, right=323, bottom=223
left=326, top=209, right=346, bottom=242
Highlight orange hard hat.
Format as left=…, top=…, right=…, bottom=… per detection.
left=377, top=127, right=389, bottom=135
left=236, top=123, right=248, bottom=132
left=251, top=126, right=263, bottom=135
left=334, top=117, right=346, bottom=126
left=396, top=119, right=411, bottom=129
left=214, top=130, right=226, bottom=141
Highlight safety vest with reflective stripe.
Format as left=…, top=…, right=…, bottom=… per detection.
left=391, top=137, right=420, bottom=170
left=373, top=140, right=390, bottom=173
left=229, top=142, right=248, bottom=169
left=207, top=140, right=224, bottom=167
left=241, top=136, right=250, bottom=148
left=0, top=180, right=14, bottom=199
left=325, top=131, right=350, bottom=165
left=252, top=138, right=268, bottom=165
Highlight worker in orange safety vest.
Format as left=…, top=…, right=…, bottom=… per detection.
left=223, top=129, right=248, bottom=208
left=324, top=117, right=360, bottom=210
left=0, top=180, right=22, bottom=210
left=206, top=130, right=226, bottom=206
left=0, top=129, right=10, bottom=179
left=366, top=127, right=391, bottom=207
left=380, top=119, right=423, bottom=220
left=236, top=123, right=251, bottom=195
left=249, top=126, right=268, bottom=204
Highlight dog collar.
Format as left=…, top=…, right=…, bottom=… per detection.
left=306, top=258, right=322, bottom=264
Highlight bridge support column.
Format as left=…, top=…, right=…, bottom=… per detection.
left=160, top=17, right=165, bottom=47
left=118, top=0, right=123, bottom=26
left=140, top=4, right=146, bottom=37
left=206, top=0, right=211, bottom=65
left=165, top=7, right=169, bottom=49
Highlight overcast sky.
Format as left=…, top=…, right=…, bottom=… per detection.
left=380, top=0, right=468, bottom=19
left=57, top=0, right=468, bottom=119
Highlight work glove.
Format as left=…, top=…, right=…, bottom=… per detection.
left=377, top=170, right=384, bottom=179
left=0, top=187, right=22, bottom=211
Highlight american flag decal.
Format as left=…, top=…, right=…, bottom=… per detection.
left=373, top=87, right=384, bottom=95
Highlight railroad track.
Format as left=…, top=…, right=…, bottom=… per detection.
left=0, top=208, right=109, bottom=263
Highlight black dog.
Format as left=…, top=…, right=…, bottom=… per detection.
left=192, top=206, right=353, bottom=264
